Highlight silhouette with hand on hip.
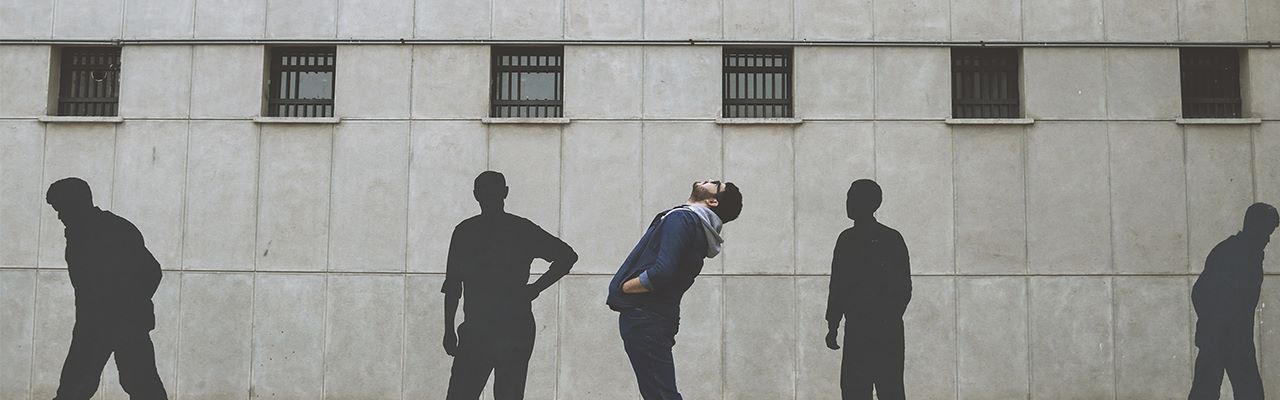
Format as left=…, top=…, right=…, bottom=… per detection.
left=46, top=177, right=168, bottom=400
left=826, top=179, right=912, bottom=400
left=1188, top=202, right=1277, bottom=400
left=442, top=171, right=578, bottom=400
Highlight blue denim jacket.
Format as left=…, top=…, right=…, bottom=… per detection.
left=606, top=207, right=709, bottom=320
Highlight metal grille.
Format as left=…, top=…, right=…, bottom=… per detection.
left=951, top=48, right=1020, bottom=118
left=723, top=48, right=792, bottom=118
left=267, top=47, right=336, bottom=118
left=57, top=47, right=121, bottom=116
left=490, top=47, right=563, bottom=118
left=1180, top=48, right=1242, bottom=118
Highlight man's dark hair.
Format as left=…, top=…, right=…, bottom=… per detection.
left=474, top=170, right=506, bottom=190
left=46, top=177, right=93, bottom=207
left=1244, top=202, right=1279, bottom=233
left=712, top=182, right=743, bottom=223
left=848, top=179, right=882, bottom=213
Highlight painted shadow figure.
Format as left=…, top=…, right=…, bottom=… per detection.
left=442, top=171, right=578, bottom=400
left=1188, top=202, right=1278, bottom=400
left=825, top=179, right=912, bottom=400
left=46, top=177, right=168, bottom=400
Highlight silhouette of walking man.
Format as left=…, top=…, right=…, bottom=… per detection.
left=1188, top=202, right=1277, bottom=400
left=442, top=171, right=578, bottom=400
left=607, top=179, right=744, bottom=400
left=45, top=177, right=168, bottom=400
left=825, top=179, right=911, bottom=400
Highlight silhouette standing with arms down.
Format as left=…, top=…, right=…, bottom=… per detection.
left=442, top=171, right=578, bottom=400
left=45, top=177, right=168, bottom=400
left=607, top=179, right=744, bottom=400
left=1188, top=203, right=1277, bottom=400
left=826, top=179, right=912, bottom=400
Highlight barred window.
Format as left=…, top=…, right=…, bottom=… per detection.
left=722, top=48, right=793, bottom=118
left=56, top=47, right=121, bottom=117
left=1180, top=48, right=1242, bottom=118
left=267, top=47, right=336, bottom=118
left=490, top=47, right=563, bottom=118
left=951, top=48, right=1020, bottom=119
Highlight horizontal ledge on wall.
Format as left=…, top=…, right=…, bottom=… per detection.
left=945, top=118, right=1035, bottom=125
left=1175, top=117, right=1263, bottom=125
left=37, top=116, right=124, bottom=124
left=480, top=117, right=570, bottom=125
left=1, top=39, right=1277, bottom=48
left=253, top=117, right=341, bottom=124
left=715, top=118, right=804, bottom=125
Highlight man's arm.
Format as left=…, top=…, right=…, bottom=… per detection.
left=622, top=211, right=696, bottom=294
left=527, top=223, right=579, bottom=299
left=890, top=231, right=912, bottom=318
left=825, top=231, right=849, bottom=350
left=441, top=228, right=463, bottom=356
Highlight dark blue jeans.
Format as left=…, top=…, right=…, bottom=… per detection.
left=619, top=308, right=682, bottom=400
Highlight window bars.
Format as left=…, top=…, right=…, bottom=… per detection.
left=951, top=48, right=1020, bottom=119
left=490, top=47, right=564, bottom=118
left=723, top=48, right=793, bottom=118
left=57, top=47, right=122, bottom=117
left=1180, top=48, right=1242, bottom=118
left=267, top=47, right=337, bottom=118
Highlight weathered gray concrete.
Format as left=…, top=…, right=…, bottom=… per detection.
left=184, top=121, right=258, bottom=270
left=415, top=0, right=489, bottom=39
left=560, top=122, right=642, bottom=273
left=724, top=276, right=795, bottom=399
left=642, top=46, right=720, bottom=118
left=794, top=122, right=875, bottom=275
left=266, top=0, right=337, bottom=38
left=643, top=0, right=720, bottom=39
left=1185, top=126, right=1254, bottom=273
left=1257, top=124, right=1280, bottom=273
left=403, top=275, right=451, bottom=399
left=723, top=126, right=795, bottom=274
left=874, top=48, right=950, bottom=119
left=328, top=122, right=409, bottom=272
left=1023, top=0, right=1103, bottom=40
left=38, top=124, right=116, bottom=268
left=903, top=276, right=957, bottom=399
left=566, top=0, right=641, bottom=40
left=0, top=122, right=44, bottom=267
left=673, top=277, right=724, bottom=399
left=1179, top=0, right=1247, bottom=41
left=119, top=46, right=193, bottom=118
left=956, top=277, right=1028, bottom=400
left=53, top=0, right=122, bottom=38
left=193, top=0, right=265, bottom=38
left=557, top=276, right=637, bottom=399
left=725, top=0, right=793, bottom=39
left=0, top=0, right=53, bottom=38
left=1106, top=49, right=1180, bottom=119
left=795, top=0, right=872, bottom=40
left=794, top=48, right=874, bottom=119
left=488, top=125, right=561, bottom=235
left=1104, top=0, right=1178, bottom=41
left=1108, top=122, right=1188, bottom=274
left=1249, top=0, right=1280, bottom=41
left=407, top=121, right=488, bottom=273
left=0, top=270, right=35, bottom=397
left=873, top=0, right=949, bottom=40
left=1247, top=50, right=1280, bottom=120
left=565, top=46, right=643, bottom=119
left=324, top=275, right=404, bottom=399
left=336, top=46, right=412, bottom=118
left=256, top=125, right=332, bottom=271
left=1026, top=122, right=1112, bottom=274
left=251, top=273, right=325, bottom=399
left=0, top=46, right=50, bottom=117
left=30, top=272, right=75, bottom=399
left=411, top=46, right=489, bottom=119
left=1024, top=48, right=1108, bottom=119
left=176, top=273, right=253, bottom=400
left=796, top=276, right=840, bottom=400
left=338, top=0, right=413, bottom=39
left=112, top=121, right=189, bottom=268
left=1029, top=276, right=1114, bottom=399
left=123, top=0, right=193, bottom=39
left=953, top=126, right=1027, bottom=274
left=190, top=46, right=264, bottom=119
left=951, top=0, right=1020, bottom=40
left=876, top=122, right=954, bottom=274
left=493, top=0, right=563, bottom=39
left=1114, top=276, right=1191, bottom=399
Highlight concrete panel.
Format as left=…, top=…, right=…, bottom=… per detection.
left=403, top=275, right=449, bottom=399
left=557, top=276, right=637, bottom=399
left=1248, top=0, right=1280, bottom=40
left=415, top=0, right=490, bottom=39
left=564, top=46, right=643, bottom=118
left=176, top=273, right=252, bottom=399
left=1024, top=48, right=1108, bottom=119
left=0, top=270, right=35, bottom=398
left=957, top=277, right=1028, bottom=400
left=1026, top=122, right=1112, bottom=273
left=565, top=0, right=641, bottom=39
left=1185, top=126, right=1253, bottom=273
left=328, top=122, right=410, bottom=272
left=561, top=122, right=641, bottom=274
left=1246, top=50, right=1280, bottom=119
left=1029, top=277, right=1114, bottom=399
left=0, top=46, right=51, bottom=117
left=642, top=46, right=721, bottom=118
left=1262, top=278, right=1280, bottom=396
left=336, top=46, right=412, bottom=118
left=528, top=276, right=560, bottom=400
left=641, top=122, right=724, bottom=273
left=1107, top=49, right=1180, bottom=119
left=411, top=46, right=489, bottom=119
left=30, top=272, right=74, bottom=399
left=873, top=0, right=949, bottom=40
left=1114, top=277, right=1191, bottom=399
left=124, top=0, right=193, bottom=38
left=194, top=0, right=266, bottom=38
left=876, top=122, right=954, bottom=274
left=951, top=0, right=1020, bottom=40
left=1179, top=0, right=1246, bottom=41
left=324, top=275, right=404, bottom=399
left=724, top=276, right=795, bottom=399
left=954, top=126, right=1026, bottom=274
left=488, top=125, right=561, bottom=235
left=112, top=121, right=188, bottom=268
left=725, top=0, right=793, bottom=39
left=0, top=122, right=45, bottom=267
left=796, top=276, right=839, bottom=400
left=1257, top=124, right=1280, bottom=273
left=672, top=277, right=724, bottom=399
left=1023, top=0, right=1103, bottom=40
left=0, top=0, right=53, bottom=38
left=1104, top=0, right=1178, bottom=41
left=1109, top=122, right=1188, bottom=273
left=795, top=0, right=872, bottom=40
left=643, top=0, right=720, bottom=39
left=184, top=122, right=258, bottom=270
left=39, top=124, right=115, bottom=268
left=407, top=122, right=487, bottom=273
left=874, top=48, right=949, bottom=119
left=903, top=276, right=956, bottom=399
left=492, top=0, right=562, bottom=39
left=190, top=46, right=264, bottom=118
left=265, top=0, right=337, bottom=38
left=338, top=0, right=413, bottom=38
left=52, top=0, right=121, bottom=38
left=119, top=46, right=193, bottom=118
left=256, top=125, right=332, bottom=271
left=251, top=274, right=325, bottom=399
left=724, top=126, right=795, bottom=274
left=794, top=48, right=874, bottom=119
left=101, top=270, right=181, bottom=400
left=794, top=122, right=875, bottom=275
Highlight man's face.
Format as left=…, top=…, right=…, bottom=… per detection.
left=48, top=201, right=90, bottom=227
left=690, top=179, right=722, bottom=206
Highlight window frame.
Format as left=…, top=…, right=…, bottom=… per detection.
left=265, top=46, right=337, bottom=118
left=1179, top=47, right=1243, bottom=119
left=489, top=46, right=565, bottom=118
left=950, top=47, right=1022, bottom=119
left=54, top=46, right=122, bottom=117
left=721, top=47, right=794, bottom=119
